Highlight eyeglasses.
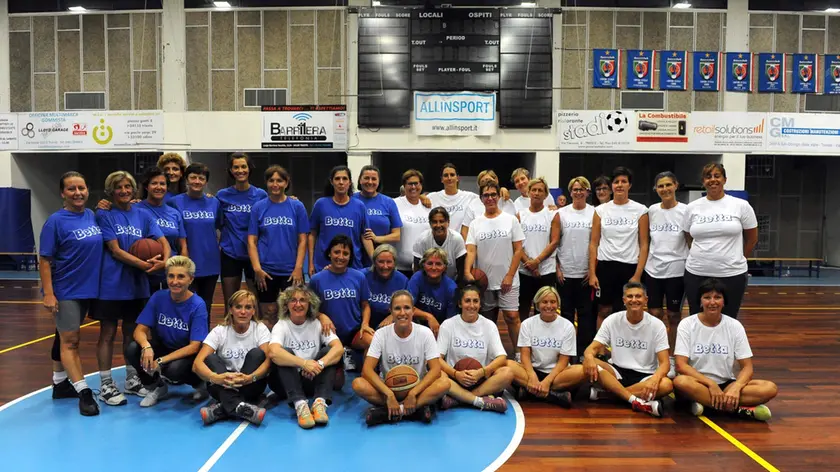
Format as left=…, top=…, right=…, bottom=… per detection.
left=596, top=186, right=610, bottom=192
left=405, top=181, right=421, bottom=187
left=571, top=188, right=587, bottom=193
left=481, top=193, right=499, bottom=199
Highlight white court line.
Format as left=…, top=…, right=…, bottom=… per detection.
left=482, top=391, right=525, bottom=472
left=0, top=366, right=126, bottom=413
left=197, top=420, right=250, bottom=472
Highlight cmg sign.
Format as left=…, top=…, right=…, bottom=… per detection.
left=765, top=113, right=840, bottom=153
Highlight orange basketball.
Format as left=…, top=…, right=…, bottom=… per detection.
left=454, top=357, right=485, bottom=386
left=384, top=365, right=419, bottom=392
left=130, top=238, right=163, bottom=261
left=471, top=268, right=489, bottom=292
left=352, top=329, right=373, bottom=350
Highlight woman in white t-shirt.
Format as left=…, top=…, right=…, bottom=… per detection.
left=644, top=171, right=689, bottom=356
left=268, top=285, right=344, bottom=429
left=517, top=177, right=560, bottom=321
left=352, top=290, right=450, bottom=426
left=465, top=181, right=526, bottom=353
left=194, top=290, right=273, bottom=426
left=428, top=163, right=480, bottom=234
left=589, top=166, right=650, bottom=327
left=511, top=167, right=556, bottom=213
left=437, top=284, right=512, bottom=413
left=674, top=278, right=777, bottom=421
left=683, top=163, right=758, bottom=319
left=508, top=286, right=585, bottom=407
left=412, top=207, right=467, bottom=282
left=461, top=169, right=514, bottom=241
left=394, top=169, right=430, bottom=279
left=556, top=177, right=596, bottom=358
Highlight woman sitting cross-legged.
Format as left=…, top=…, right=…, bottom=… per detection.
left=269, top=285, right=344, bottom=429
left=508, top=286, right=586, bottom=408
left=125, top=256, right=209, bottom=407
left=673, top=278, right=778, bottom=421
left=437, top=284, right=512, bottom=413
left=193, top=289, right=272, bottom=426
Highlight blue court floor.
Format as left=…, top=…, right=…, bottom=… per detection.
left=0, top=367, right=523, bottom=472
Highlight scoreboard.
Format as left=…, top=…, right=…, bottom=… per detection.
left=356, top=6, right=557, bottom=129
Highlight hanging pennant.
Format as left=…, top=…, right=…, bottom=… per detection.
left=756, top=53, right=786, bottom=93
left=692, top=51, right=721, bottom=91
left=593, top=48, right=621, bottom=89
left=659, top=50, right=687, bottom=91
left=825, top=54, right=840, bottom=95
left=726, top=52, right=753, bottom=92
left=626, top=49, right=654, bottom=90
left=791, top=54, right=819, bottom=94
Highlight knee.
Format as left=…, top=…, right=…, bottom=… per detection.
left=432, top=376, right=451, bottom=394
left=502, top=311, right=520, bottom=324
left=494, top=366, right=515, bottom=385
left=659, top=377, right=674, bottom=395
left=245, top=347, right=266, bottom=365
left=672, top=375, right=692, bottom=391
left=761, top=380, right=779, bottom=400
left=124, top=340, right=141, bottom=358
left=351, top=377, right=369, bottom=394
left=61, top=332, right=81, bottom=350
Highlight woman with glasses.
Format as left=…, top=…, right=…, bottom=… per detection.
left=394, top=170, right=430, bottom=279
left=592, top=175, right=612, bottom=207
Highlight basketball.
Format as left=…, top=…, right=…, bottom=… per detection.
left=471, top=268, right=489, bottom=292
left=384, top=365, right=419, bottom=392
left=454, top=357, right=485, bottom=386
left=129, top=238, right=164, bottom=261
left=351, top=329, right=374, bottom=350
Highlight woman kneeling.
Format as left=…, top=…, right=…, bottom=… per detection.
left=674, top=278, right=778, bottom=421
left=437, top=284, right=512, bottom=412
left=193, top=290, right=272, bottom=426
left=509, top=286, right=586, bottom=407
left=126, top=256, right=209, bottom=407
left=269, top=285, right=344, bottom=429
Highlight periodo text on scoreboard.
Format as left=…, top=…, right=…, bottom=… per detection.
left=414, top=92, right=496, bottom=122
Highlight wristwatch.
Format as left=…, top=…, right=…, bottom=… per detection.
left=155, top=357, right=165, bottom=365
left=317, top=360, right=325, bottom=369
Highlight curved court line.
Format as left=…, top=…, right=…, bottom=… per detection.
left=699, top=415, right=780, bottom=472
left=0, top=366, right=125, bottom=411
left=0, top=321, right=100, bottom=354
left=481, top=391, right=525, bottom=472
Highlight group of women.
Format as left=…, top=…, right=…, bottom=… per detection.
left=40, top=153, right=777, bottom=425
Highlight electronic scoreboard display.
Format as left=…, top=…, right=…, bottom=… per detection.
left=355, top=6, right=556, bottom=129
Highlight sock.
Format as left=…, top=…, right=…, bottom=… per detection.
left=294, top=399, right=307, bottom=410
left=53, top=371, right=68, bottom=384
left=472, top=396, right=485, bottom=408
left=628, top=395, right=638, bottom=404
left=125, top=364, right=138, bottom=378
left=72, top=379, right=89, bottom=393
left=100, top=371, right=112, bottom=383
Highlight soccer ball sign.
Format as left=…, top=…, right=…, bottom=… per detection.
left=605, top=111, right=628, bottom=133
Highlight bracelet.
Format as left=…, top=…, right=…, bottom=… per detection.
left=481, top=367, right=487, bottom=378
left=252, top=375, right=258, bottom=384
left=141, top=346, right=152, bottom=351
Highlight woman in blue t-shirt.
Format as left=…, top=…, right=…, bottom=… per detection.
left=353, top=165, right=402, bottom=266
left=248, top=165, right=309, bottom=327
left=126, top=256, right=210, bottom=407
left=136, top=167, right=188, bottom=295
left=309, top=235, right=372, bottom=369
left=92, top=170, right=170, bottom=407
left=407, top=247, right=457, bottom=336
left=309, top=166, right=373, bottom=275
left=158, top=152, right=187, bottom=203
left=216, top=153, right=267, bottom=309
left=169, top=162, right=222, bottom=322
left=39, top=171, right=103, bottom=416
left=364, top=244, right=408, bottom=330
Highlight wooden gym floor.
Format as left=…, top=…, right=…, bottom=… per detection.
left=1, top=281, right=837, bottom=471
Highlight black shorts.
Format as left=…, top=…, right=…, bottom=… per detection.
left=718, top=379, right=735, bottom=391
left=257, top=274, right=293, bottom=304
left=611, top=364, right=653, bottom=388
left=643, top=273, right=685, bottom=313
left=91, top=298, right=147, bottom=323
left=595, top=260, right=637, bottom=311
left=220, top=250, right=255, bottom=280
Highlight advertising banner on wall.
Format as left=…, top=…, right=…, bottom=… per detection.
left=824, top=54, right=840, bottom=94
left=725, top=52, right=753, bottom=92
left=659, top=50, right=687, bottom=91
left=626, top=49, right=655, bottom=90
left=261, top=105, right=347, bottom=149
left=17, top=111, right=163, bottom=150
left=556, top=110, right=635, bottom=151
left=690, top=112, right=767, bottom=153
left=592, top=49, right=622, bottom=89
left=756, top=53, right=786, bottom=93
left=765, top=113, right=840, bottom=154
left=692, top=51, right=721, bottom=91
left=0, top=114, right=18, bottom=150
left=791, top=54, right=819, bottom=94
left=413, top=92, right=496, bottom=136
left=634, top=112, right=689, bottom=151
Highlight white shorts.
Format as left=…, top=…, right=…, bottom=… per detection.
left=482, top=285, right=520, bottom=312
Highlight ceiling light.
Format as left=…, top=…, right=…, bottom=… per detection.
left=521, top=1, right=537, bottom=6
left=213, top=1, right=231, bottom=8
left=68, top=6, right=86, bottom=11
left=673, top=2, right=692, bottom=8
left=372, top=0, right=381, bottom=5
left=826, top=8, right=840, bottom=13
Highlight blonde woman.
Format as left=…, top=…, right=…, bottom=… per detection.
left=157, top=152, right=187, bottom=202
left=511, top=168, right=556, bottom=213
left=269, top=285, right=344, bottom=429
left=517, top=177, right=560, bottom=321
left=194, top=290, right=272, bottom=426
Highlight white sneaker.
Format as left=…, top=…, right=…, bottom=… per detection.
left=98, top=380, right=127, bottom=406
left=515, top=352, right=521, bottom=363
left=589, top=386, right=605, bottom=401
left=343, top=348, right=357, bottom=371
left=124, top=375, right=148, bottom=397
left=140, top=383, right=168, bottom=407
left=667, top=357, right=676, bottom=380
left=690, top=401, right=704, bottom=417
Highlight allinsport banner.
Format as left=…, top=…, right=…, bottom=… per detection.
left=17, top=111, right=163, bottom=150
left=413, top=92, right=496, bottom=136
left=261, top=105, right=347, bottom=149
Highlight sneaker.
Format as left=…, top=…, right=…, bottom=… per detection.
left=52, top=379, right=79, bottom=399
left=140, top=383, right=168, bottom=407
left=439, top=395, right=459, bottom=410
left=78, top=388, right=99, bottom=416
left=736, top=404, right=771, bottom=421
left=589, top=386, right=605, bottom=402
left=343, top=348, right=357, bottom=371
left=690, top=401, right=705, bottom=417
left=667, top=357, right=676, bottom=380
left=631, top=398, right=663, bottom=417
left=191, top=383, right=209, bottom=401
left=365, top=406, right=391, bottom=426
left=201, top=403, right=227, bottom=425
left=311, top=399, right=329, bottom=425
left=98, top=380, right=127, bottom=406
left=547, top=390, right=573, bottom=408
left=333, top=367, right=345, bottom=391
left=236, top=402, right=266, bottom=426
left=412, top=405, right=434, bottom=423
left=124, top=375, right=148, bottom=397
left=295, top=401, right=315, bottom=429
left=514, top=352, right=521, bottom=363
left=480, top=396, right=507, bottom=413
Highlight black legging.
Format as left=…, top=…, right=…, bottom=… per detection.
left=684, top=271, right=749, bottom=319
left=518, top=273, right=556, bottom=321
left=559, top=278, right=595, bottom=357
left=125, top=337, right=201, bottom=388
left=271, top=346, right=337, bottom=406
left=205, top=349, right=272, bottom=416
left=190, top=275, right=218, bottom=328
